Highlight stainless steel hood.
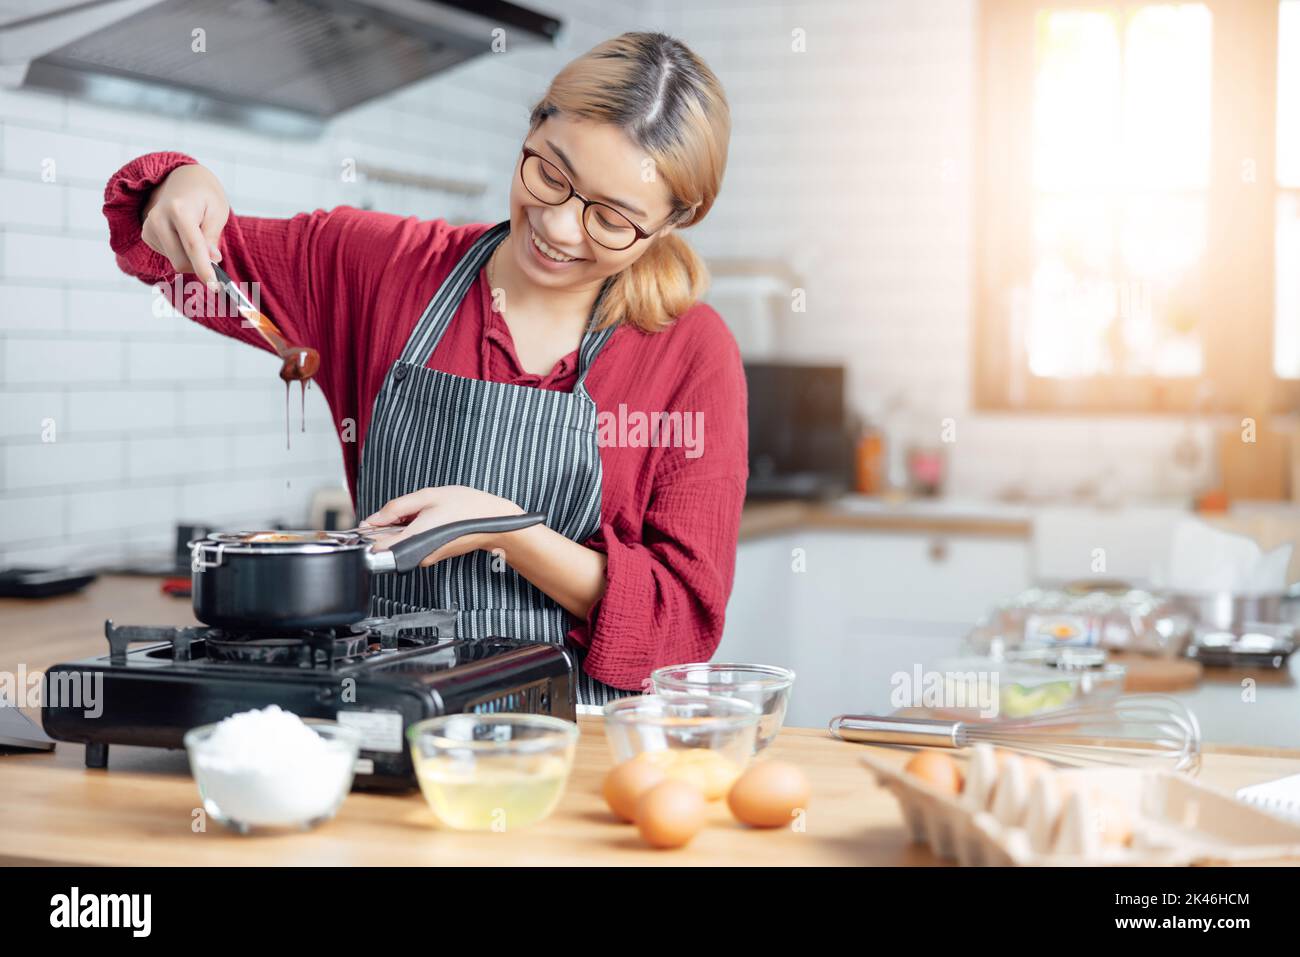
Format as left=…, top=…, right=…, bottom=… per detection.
left=0, top=0, right=560, bottom=135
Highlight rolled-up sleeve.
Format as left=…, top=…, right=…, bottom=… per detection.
left=104, top=151, right=201, bottom=283
left=573, top=342, right=749, bottom=691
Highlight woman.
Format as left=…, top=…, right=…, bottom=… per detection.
left=103, top=32, right=746, bottom=706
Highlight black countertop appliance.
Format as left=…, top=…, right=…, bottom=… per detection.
left=42, top=611, right=574, bottom=791
left=744, top=362, right=851, bottom=500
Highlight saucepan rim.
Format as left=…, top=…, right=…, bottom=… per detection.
left=189, top=530, right=372, bottom=557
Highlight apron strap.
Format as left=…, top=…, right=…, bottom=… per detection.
left=399, top=220, right=511, bottom=366
left=573, top=312, right=617, bottom=397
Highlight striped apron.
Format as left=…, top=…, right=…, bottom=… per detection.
left=356, top=220, right=639, bottom=707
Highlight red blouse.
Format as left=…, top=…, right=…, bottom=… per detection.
left=103, top=152, right=749, bottom=691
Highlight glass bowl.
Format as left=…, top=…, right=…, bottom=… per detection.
left=407, top=713, right=578, bottom=831
left=603, top=694, right=760, bottom=797
left=650, top=663, right=795, bottom=752
left=918, top=653, right=1127, bottom=721
left=184, top=718, right=360, bottom=834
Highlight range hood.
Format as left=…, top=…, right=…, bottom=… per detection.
left=0, top=0, right=560, bottom=135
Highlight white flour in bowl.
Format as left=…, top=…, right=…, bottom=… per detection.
left=189, top=706, right=356, bottom=828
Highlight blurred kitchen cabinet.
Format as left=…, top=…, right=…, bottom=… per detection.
left=1031, top=506, right=1189, bottom=583
left=720, top=530, right=1031, bottom=657
left=794, top=531, right=1029, bottom=625
left=718, top=537, right=796, bottom=667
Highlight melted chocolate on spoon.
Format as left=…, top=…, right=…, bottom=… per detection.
left=213, top=265, right=320, bottom=450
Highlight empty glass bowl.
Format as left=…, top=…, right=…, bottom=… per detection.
left=650, top=663, right=795, bottom=752
left=407, top=713, right=578, bottom=831
left=603, top=694, right=760, bottom=797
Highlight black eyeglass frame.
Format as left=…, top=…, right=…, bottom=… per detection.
left=518, top=146, right=673, bottom=251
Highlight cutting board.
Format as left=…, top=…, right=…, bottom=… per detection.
left=1110, top=652, right=1203, bottom=692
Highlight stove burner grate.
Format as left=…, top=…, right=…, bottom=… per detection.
left=204, top=629, right=372, bottom=667
left=103, top=608, right=459, bottom=669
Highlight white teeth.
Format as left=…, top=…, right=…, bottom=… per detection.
left=531, top=229, right=576, bottom=263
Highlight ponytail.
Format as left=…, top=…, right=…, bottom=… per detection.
left=595, top=231, right=708, bottom=332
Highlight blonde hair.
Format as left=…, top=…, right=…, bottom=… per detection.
left=529, top=32, right=730, bottom=332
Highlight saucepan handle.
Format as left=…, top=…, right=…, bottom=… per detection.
left=366, top=513, right=547, bottom=574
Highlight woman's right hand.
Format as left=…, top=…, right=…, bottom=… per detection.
left=140, top=163, right=230, bottom=285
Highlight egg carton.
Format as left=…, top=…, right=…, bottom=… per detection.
left=862, top=747, right=1300, bottom=866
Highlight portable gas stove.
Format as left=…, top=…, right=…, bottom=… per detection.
left=41, top=610, right=576, bottom=790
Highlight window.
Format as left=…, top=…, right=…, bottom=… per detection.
left=1276, top=0, right=1300, bottom=377
left=977, top=0, right=1292, bottom=412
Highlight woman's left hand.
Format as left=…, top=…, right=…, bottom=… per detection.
left=362, top=485, right=525, bottom=567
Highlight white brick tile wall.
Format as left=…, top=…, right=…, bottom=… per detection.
left=127, top=433, right=226, bottom=480
left=65, top=287, right=165, bottom=334
left=227, top=429, right=341, bottom=474
left=0, top=491, right=65, bottom=544
left=178, top=387, right=274, bottom=430
left=66, top=486, right=176, bottom=537
left=0, top=390, right=62, bottom=439
left=1, top=1, right=1204, bottom=568
left=0, top=283, right=63, bottom=331
left=125, top=340, right=228, bottom=383
left=2, top=231, right=121, bottom=282
left=4, top=337, right=124, bottom=384
left=178, top=476, right=309, bottom=527
left=1, top=543, right=100, bottom=569
left=4, top=439, right=125, bottom=491
left=0, top=176, right=63, bottom=228
left=65, top=184, right=110, bottom=236
left=1, top=127, right=124, bottom=183
left=0, top=3, right=649, bottom=566
left=0, top=88, right=64, bottom=126
left=67, top=389, right=179, bottom=434
left=63, top=100, right=183, bottom=145
left=222, top=340, right=282, bottom=380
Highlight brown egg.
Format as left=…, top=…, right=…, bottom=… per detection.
left=603, top=757, right=668, bottom=823
left=904, top=750, right=962, bottom=795
left=636, top=779, right=707, bottom=848
left=643, top=748, right=743, bottom=801
left=727, top=760, right=811, bottom=828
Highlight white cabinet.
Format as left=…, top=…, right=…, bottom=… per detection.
left=717, top=529, right=1031, bottom=728
left=1031, top=505, right=1189, bottom=583
left=724, top=530, right=1030, bottom=635
left=715, top=536, right=794, bottom=668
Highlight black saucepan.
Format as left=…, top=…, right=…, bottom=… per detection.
left=189, top=513, right=546, bottom=631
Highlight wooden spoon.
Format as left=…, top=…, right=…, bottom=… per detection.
left=210, top=262, right=319, bottom=382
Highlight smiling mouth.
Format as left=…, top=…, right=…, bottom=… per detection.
left=529, top=224, right=581, bottom=264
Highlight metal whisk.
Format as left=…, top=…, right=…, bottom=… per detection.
left=829, top=694, right=1202, bottom=773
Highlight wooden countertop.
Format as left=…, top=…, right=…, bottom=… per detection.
left=739, top=499, right=1034, bottom=541
left=3, top=577, right=1298, bottom=866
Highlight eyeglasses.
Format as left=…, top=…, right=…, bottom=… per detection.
left=518, top=146, right=667, bottom=251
